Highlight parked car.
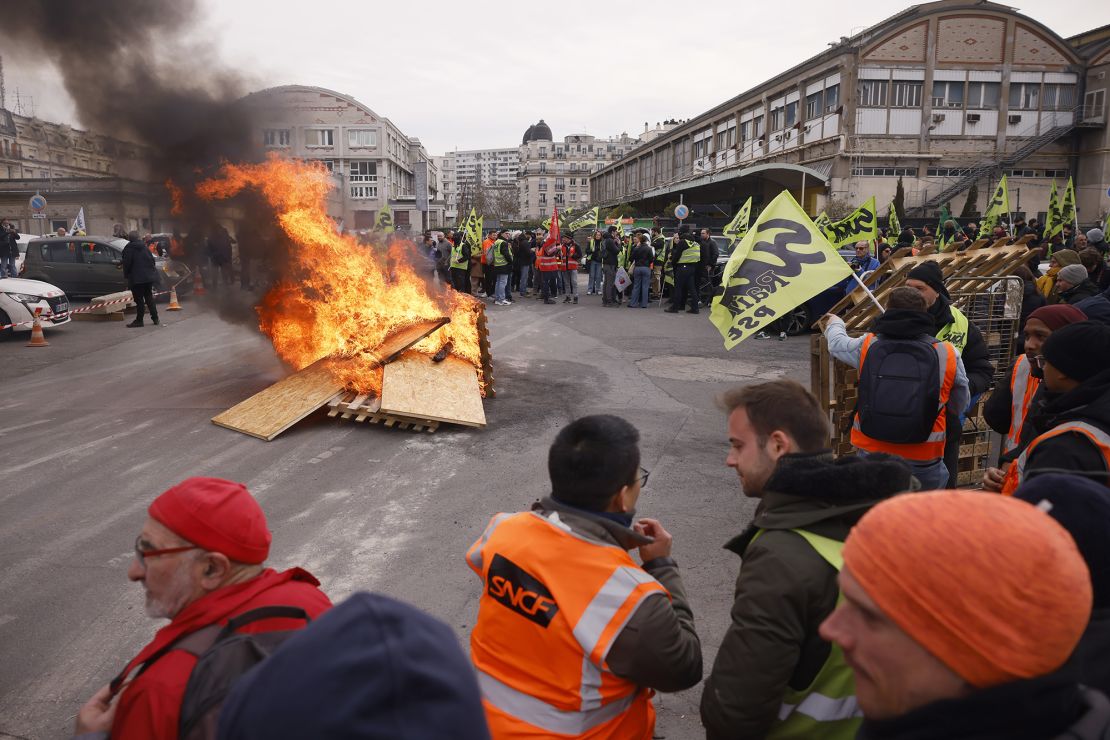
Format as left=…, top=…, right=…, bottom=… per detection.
left=21, top=236, right=191, bottom=299
left=0, top=277, right=70, bottom=337
left=15, top=232, right=37, bottom=274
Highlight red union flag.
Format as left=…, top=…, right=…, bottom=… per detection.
left=543, top=207, right=560, bottom=248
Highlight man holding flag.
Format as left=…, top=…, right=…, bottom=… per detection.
left=709, top=191, right=853, bottom=347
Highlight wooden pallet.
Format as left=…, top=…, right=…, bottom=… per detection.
left=326, top=391, right=440, bottom=432
left=476, top=302, right=496, bottom=398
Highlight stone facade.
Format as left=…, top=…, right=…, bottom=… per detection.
left=590, top=0, right=1108, bottom=228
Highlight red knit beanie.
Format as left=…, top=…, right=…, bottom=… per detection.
left=149, top=477, right=271, bottom=564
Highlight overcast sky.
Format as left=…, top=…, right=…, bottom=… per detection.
left=5, top=0, right=1105, bottom=156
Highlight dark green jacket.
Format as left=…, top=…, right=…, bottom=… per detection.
left=701, top=453, right=913, bottom=740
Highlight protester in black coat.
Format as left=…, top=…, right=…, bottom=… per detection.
left=121, top=231, right=159, bottom=327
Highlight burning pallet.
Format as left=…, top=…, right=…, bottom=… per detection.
left=213, top=307, right=493, bottom=440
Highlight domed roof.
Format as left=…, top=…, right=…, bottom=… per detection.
left=522, top=119, right=553, bottom=144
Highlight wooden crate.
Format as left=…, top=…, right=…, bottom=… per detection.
left=327, top=391, right=440, bottom=432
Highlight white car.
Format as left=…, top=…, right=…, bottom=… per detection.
left=0, top=277, right=70, bottom=336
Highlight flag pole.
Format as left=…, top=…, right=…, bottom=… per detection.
left=850, top=270, right=885, bottom=313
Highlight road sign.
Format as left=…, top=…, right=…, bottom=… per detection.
left=31, top=213, right=47, bottom=219
left=674, top=204, right=689, bottom=220
left=29, top=194, right=47, bottom=212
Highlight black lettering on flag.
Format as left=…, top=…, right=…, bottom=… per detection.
left=825, top=206, right=876, bottom=245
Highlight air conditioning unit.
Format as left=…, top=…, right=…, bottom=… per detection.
left=1008, top=114, right=1022, bottom=124
left=966, top=113, right=981, bottom=123
left=932, top=113, right=946, bottom=123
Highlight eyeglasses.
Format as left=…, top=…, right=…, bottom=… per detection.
left=134, top=536, right=198, bottom=565
left=637, top=466, right=650, bottom=488
left=1033, top=355, right=1047, bottom=369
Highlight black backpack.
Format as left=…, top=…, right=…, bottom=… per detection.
left=856, top=338, right=942, bottom=444
left=121, top=606, right=311, bottom=740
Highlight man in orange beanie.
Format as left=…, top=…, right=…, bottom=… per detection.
left=819, top=491, right=1109, bottom=738
left=73, top=477, right=331, bottom=739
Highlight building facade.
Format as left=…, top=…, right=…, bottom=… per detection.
left=591, top=0, right=1108, bottom=228
left=240, top=85, right=444, bottom=231
left=434, top=152, right=458, bottom=224
left=455, top=147, right=520, bottom=188
left=518, top=120, right=640, bottom=221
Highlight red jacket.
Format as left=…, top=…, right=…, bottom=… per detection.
left=110, top=568, right=331, bottom=740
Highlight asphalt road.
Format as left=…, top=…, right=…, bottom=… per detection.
left=0, top=289, right=810, bottom=740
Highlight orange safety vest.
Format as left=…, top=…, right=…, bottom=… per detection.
left=537, top=244, right=562, bottom=272
left=565, top=245, right=579, bottom=271
left=850, top=333, right=958, bottom=461
left=481, top=238, right=495, bottom=265
left=1003, top=355, right=1041, bottom=455
left=466, top=511, right=668, bottom=739
left=1001, top=421, right=1110, bottom=495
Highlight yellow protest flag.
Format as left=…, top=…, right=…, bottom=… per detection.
left=374, top=204, right=395, bottom=234
left=822, top=196, right=879, bottom=248
left=566, top=206, right=599, bottom=232
left=709, top=190, right=852, bottom=350
left=1044, top=181, right=1061, bottom=239
left=1059, top=177, right=1076, bottom=233
left=977, top=176, right=1010, bottom=238
left=722, top=197, right=753, bottom=248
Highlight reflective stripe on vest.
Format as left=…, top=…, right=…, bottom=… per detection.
left=1001, top=421, right=1110, bottom=495
left=935, top=305, right=970, bottom=354
left=1003, top=355, right=1040, bottom=455
left=850, top=333, right=957, bottom=461
left=450, top=242, right=468, bottom=269
left=493, top=239, right=509, bottom=267
left=749, top=529, right=862, bottom=740
left=677, top=240, right=701, bottom=264
left=467, top=511, right=666, bottom=738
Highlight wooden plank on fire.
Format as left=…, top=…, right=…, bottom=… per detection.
left=212, top=359, right=342, bottom=441
left=364, top=318, right=450, bottom=365
left=379, top=352, right=486, bottom=428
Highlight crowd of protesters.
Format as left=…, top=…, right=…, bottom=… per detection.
left=64, top=214, right=1110, bottom=739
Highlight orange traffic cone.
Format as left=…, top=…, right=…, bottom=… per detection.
left=26, top=308, right=48, bottom=347
left=193, top=270, right=206, bottom=296
left=167, top=286, right=183, bottom=311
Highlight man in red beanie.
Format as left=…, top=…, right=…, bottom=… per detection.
left=74, top=477, right=331, bottom=739
left=819, top=490, right=1109, bottom=738
left=982, top=303, right=1087, bottom=490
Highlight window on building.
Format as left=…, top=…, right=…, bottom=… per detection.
left=555, top=178, right=565, bottom=190
left=319, top=160, right=335, bottom=172
left=927, top=167, right=969, bottom=177
left=539, top=193, right=547, bottom=205
left=570, top=178, right=577, bottom=186
left=770, top=106, right=785, bottom=131
left=931, top=81, right=965, bottom=108
left=1041, top=84, right=1076, bottom=111
left=692, top=138, right=709, bottom=159
left=555, top=194, right=565, bottom=205
left=349, top=161, right=377, bottom=182
left=852, top=167, right=917, bottom=176
left=825, top=84, right=840, bottom=112
left=569, top=193, right=577, bottom=202
left=538, top=162, right=546, bottom=174
left=966, top=82, right=1001, bottom=109
left=725, top=126, right=736, bottom=147
left=595, top=163, right=604, bottom=172
left=538, top=178, right=547, bottom=191
left=785, top=101, right=798, bottom=126
left=556, top=162, right=565, bottom=174
left=740, top=120, right=753, bottom=142
left=754, top=115, right=765, bottom=138
left=1009, top=83, right=1040, bottom=110
left=890, top=81, right=923, bottom=108
left=1043, top=169, right=1068, bottom=178
left=305, top=129, right=334, bottom=147
left=539, top=147, right=547, bottom=159
left=858, top=80, right=888, bottom=108
left=350, top=184, right=376, bottom=198
left=263, top=129, right=290, bottom=147
left=806, top=92, right=822, bottom=120
left=348, top=130, right=377, bottom=147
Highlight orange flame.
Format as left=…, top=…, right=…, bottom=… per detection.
left=196, top=156, right=482, bottom=395
left=165, top=179, right=185, bottom=216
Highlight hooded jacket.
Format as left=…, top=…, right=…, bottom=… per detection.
left=121, top=239, right=159, bottom=285
left=927, top=295, right=994, bottom=396
left=824, top=309, right=971, bottom=417
left=1060, top=279, right=1101, bottom=305
left=856, top=673, right=1110, bottom=740
left=218, top=592, right=490, bottom=740
left=1021, top=367, right=1110, bottom=486
left=700, top=452, right=913, bottom=740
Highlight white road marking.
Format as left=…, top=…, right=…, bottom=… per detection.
left=0, top=614, right=16, bottom=629
left=0, top=419, right=53, bottom=436
left=5, top=420, right=156, bottom=476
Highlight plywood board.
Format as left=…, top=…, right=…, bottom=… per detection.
left=212, top=359, right=341, bottom=440
left=364, top=318, right=450, bottom=365
left=379, top=353, right=486, bottom=428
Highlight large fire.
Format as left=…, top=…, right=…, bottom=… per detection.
left=195, top=156, right=483, bottom=395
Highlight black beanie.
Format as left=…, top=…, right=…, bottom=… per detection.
left=678, top=224, right=690, bottom=235
left=1042, top=321, right=1110, bottom=381
left=1015, top=474, right=1110, bottom=609
left=907, top=261, right=949, bottom=298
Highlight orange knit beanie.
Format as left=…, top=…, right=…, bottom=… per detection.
left=843, top=490, right=1092, bottom=688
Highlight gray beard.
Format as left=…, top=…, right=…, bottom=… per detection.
left=144, top=561, right=197, bottom=619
